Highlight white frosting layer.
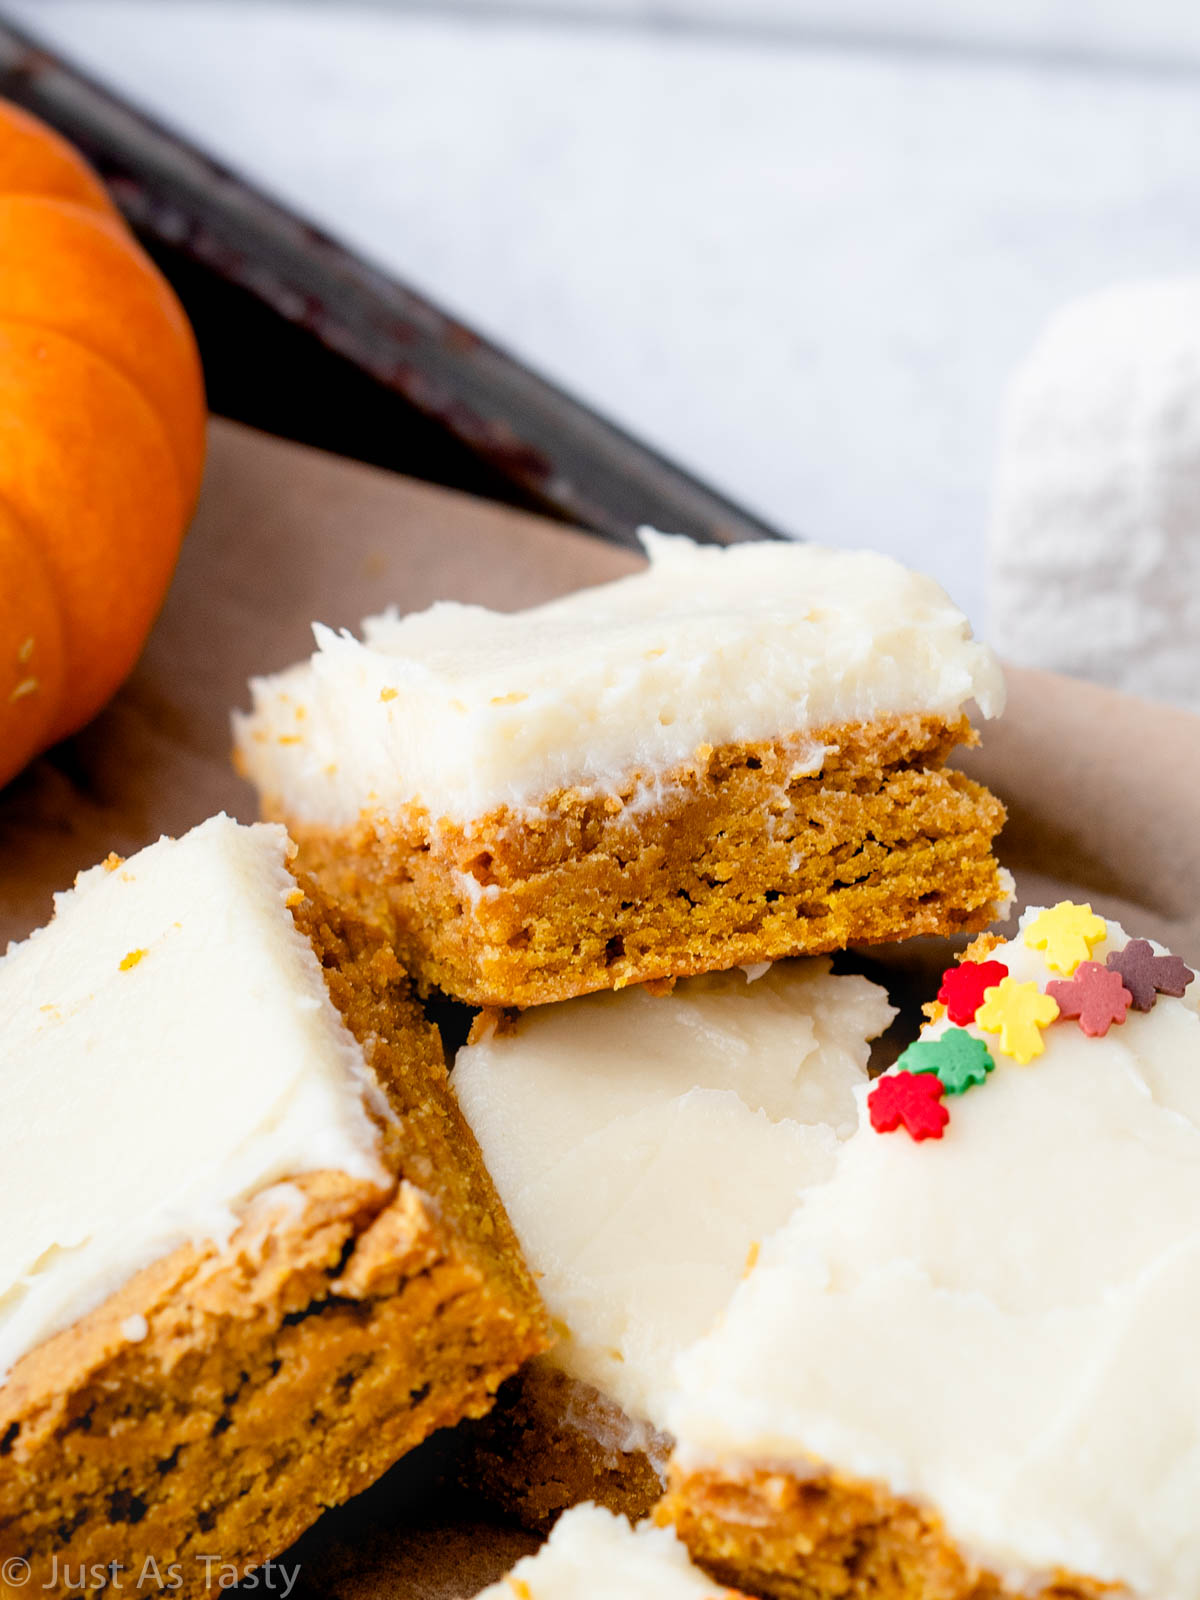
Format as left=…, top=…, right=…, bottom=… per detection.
left=669, top=910, right=1200, bottom=1598
left=452, top=960, right=894, bottom=1428
left=0, top=815, right=390, bottom=1379
left=474, top=1503, right=739, bottom=1598
left=234, top=531, right=1004, bottom=826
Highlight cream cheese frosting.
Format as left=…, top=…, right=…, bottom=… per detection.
left=234, top=531, right=1004, bottom=826
left=452, top=960, right=894, bottom=1429
left=0, top=815, right=391, bottom=1380
left=668, top=909, right=1200, bottom=1598
left=473, top=1503, right=739, bottom=1598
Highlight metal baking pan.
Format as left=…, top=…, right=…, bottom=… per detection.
left=0, top=17, right=785, bottom=550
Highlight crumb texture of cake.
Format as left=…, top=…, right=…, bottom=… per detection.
left=0, top=816, right=546, bottom=1594
left=662, top=907, right=1200, bottom=1600
left=657, top=1468, right=1114, bottom=1600
left=462, top=1360, right=673, bottom=1531
left=471, top=1502, right=751, bottom=1599
left=452, top=961, right=894, bottom=1525
left=234, top=533, right=1008, bottom=1006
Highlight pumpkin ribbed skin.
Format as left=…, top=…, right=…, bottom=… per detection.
left=0, top=199, right=207, bottom=503
left=0, top=100, right=113, bottom=214
left=0, top=99, right=205, bottom=781
left=0, top=506, right=66, bottom=779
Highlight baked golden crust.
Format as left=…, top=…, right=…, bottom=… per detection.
left=0, top=881, right=548, bottom=1596
left=457, top=1358, right=669, bottom=1531
left=277, top=714, right=1007, bottom=1008
left=657, top=1463, right=1121, bottom=1600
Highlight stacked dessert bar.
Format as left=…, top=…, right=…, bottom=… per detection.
left=234, top=528, right=1126, bottom=1600
left=236, top=532, right=1009, bottom=1004
left=451, top=958, right=896, bottom=1527
left=15, top=529, right=1193, bottom=1598
left=0, top=816, right=546, bottom=1591
left=661, top=905, right=1200, bottom=1600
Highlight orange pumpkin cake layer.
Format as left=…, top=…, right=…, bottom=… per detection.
left=0, top=818, right=546, bottom=1596
left=656, top=1466, right=1110, bottom=1600
left=286, top=714, right=1005, bottom=1007
left=235, top=536, right=1007, bottom=1007
left=461, top=1361, right=672, bottom=1530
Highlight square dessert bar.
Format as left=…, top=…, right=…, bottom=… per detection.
left=0, top=817, right=546, bottom=1594
left=234, top=533, right=1009, bottom=1007
left=450, top=958, right=894, bottom=1528
left=659, top=909, right=1200, bottom=1600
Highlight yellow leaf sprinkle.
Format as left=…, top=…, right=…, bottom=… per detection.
left=975, top=977, right=1060, bottom=1064
left=1024, top=901, right=1108, bottom=975
left=120, top=949, right=147, bottom=972
left=379, top=687, right=398, bottom=702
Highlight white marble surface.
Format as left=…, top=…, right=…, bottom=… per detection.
left=426, top=1, right=1200, bottom=66
left=12, top=0, right=1200, bottom=623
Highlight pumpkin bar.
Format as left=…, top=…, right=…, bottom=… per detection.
left=472, top=1503, right=751, bottom=1598
left=660, top=907, right=1200, bottom=1600
left=451, top=959, right=894, bottom=1527
left=0, top=816, right=546, bottom=1596
left=233, top=532, right=1009, bottom=1008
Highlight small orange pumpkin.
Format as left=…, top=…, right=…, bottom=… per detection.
left=0, top=99, right=206, bottom=784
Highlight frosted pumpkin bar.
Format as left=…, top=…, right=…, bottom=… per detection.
left=233, top=532, right=1008, bottom=1007
left=661, top=906, right=1200, bottom=1600
left=451, top=960, right=894, bottom=1526
left=0, top=816, right=546, bottom=1595
left=471, top=1503, right=749, bottom=1598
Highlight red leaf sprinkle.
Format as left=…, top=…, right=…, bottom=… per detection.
left=937, top=959, right=1010, bottom=1026
left=868, top=1071, right=949, bottom=1141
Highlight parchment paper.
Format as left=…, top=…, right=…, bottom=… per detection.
left=3, top=419, right=1198, bottom=1595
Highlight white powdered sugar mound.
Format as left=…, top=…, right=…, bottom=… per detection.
left=989, top=280, right=1200, bottom=712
